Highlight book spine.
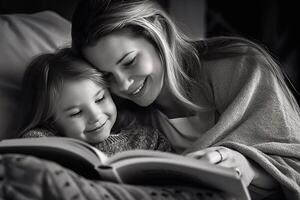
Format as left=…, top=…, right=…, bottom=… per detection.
left=96, top=165, right=123, bottom=183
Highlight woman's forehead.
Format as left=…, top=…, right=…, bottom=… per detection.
left=83, top=32, right=142, bottom=68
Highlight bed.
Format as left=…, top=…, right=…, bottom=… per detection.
left=0, top=1, right=235, bottom=199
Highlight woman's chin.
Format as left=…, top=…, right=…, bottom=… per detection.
left=133, top=95, right=156, bottom=107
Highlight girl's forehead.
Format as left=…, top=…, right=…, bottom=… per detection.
left=57, top=79, right=105, bottom=106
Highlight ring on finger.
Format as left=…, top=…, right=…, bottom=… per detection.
left=234, top=167, right=242, bottom=177
left=215, top=149, right=225, bottom=163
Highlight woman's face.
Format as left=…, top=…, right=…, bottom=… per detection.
left=54, top=79, right=117, bottom=144
left=83, top=30, right=165, bottom=107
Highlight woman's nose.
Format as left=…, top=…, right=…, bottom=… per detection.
left=114, top=72, right=134, bottom=91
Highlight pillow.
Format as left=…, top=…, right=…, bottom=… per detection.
left=0, top=11, right=71, bottom=139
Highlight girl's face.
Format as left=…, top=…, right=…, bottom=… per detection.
left=54, top=79, right=117, bottom=144
left=83, top=30, right=165, bottom=107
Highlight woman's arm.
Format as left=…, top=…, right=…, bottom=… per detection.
left=185, top=50, right=300, bottom=199
left=249, top=159, right=279, bottom=189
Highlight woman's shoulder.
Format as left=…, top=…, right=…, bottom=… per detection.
left=198, top=38, right=271, bottom=82
left=195, top=36, right=268, bottom=64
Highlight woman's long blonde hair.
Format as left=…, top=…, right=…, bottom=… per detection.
left=72, top=0, right=207, bottom=111
left=72, top=0, right=299, bottom=112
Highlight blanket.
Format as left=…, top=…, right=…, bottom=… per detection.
left=187, top=54, right=300, bottom=199
left=150, top=51, right=300, bottom=199
left=0, top=154, right=226, bottom=200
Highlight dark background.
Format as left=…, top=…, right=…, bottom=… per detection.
left=1, top=0, right=299, bottom=100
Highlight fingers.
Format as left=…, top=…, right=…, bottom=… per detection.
left=186, top=147, right=229, bottom=164
left=187, top=147, right=254, bottom=186
left=186, top=149, right=208, bottom=159
left=201, top=148, right=230, bottom=164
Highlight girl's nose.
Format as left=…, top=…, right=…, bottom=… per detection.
left=88, top=108, right=102, bottom=125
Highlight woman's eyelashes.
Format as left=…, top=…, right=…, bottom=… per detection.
left=101, top=56, right=136, bottom=83
left=124, top=56, right=136, bottom=67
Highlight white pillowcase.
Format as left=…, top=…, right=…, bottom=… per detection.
left=0, top=11, right=71, bottom=139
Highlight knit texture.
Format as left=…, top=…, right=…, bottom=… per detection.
left=22, top=126, right=173, bottom=156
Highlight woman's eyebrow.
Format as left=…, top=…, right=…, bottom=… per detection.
left=116, top=51, right=135, bottom=65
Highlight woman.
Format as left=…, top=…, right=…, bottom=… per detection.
left=71, top=0, right=300, bottom=199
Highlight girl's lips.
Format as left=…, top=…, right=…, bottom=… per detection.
left=85, top=120, right=107, bottom=134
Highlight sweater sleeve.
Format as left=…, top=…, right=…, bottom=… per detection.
left=186, top=53, right=300, bottom=199
left=21, top=128, right=56, bottom=138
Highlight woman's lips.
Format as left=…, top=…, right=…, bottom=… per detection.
left=129, top=77, right=148, bottom=97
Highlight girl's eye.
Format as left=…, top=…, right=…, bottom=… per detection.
left=124, top=57, right=136, bottom=67
left=95, top=96, right=104, bottom=103
left=69, top=111, right=81, bottom=118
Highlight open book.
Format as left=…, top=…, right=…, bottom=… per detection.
left=0, top=137, right=250, bottom=200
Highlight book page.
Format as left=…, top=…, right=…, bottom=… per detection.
left=0, top=137, right=108, bottom=166
left=102, top=157, right=250, bottom=200
left=100, top=150, right=250, bottom=200
left=106, top=149, right=185, bottom=165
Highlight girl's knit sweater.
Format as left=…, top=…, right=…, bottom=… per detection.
left=22, top=126, right=173, bottom=156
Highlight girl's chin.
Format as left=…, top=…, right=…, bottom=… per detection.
left=87, top=132, right=110, bottom=144
left=83, top=129, right=111, bottom=144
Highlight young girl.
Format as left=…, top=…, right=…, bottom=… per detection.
left=71, top=0, right=300, bottom=199
left=17, top=47, right=172, bottom=156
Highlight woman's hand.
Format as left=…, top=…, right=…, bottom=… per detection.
left=186, top=146, right=255, bottom=186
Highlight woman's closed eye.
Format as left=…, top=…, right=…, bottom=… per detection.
left=124, top=57, right=136, bottom=67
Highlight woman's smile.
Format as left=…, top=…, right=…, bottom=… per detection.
left=131, top=81, right=144, bottom=95
left=128, top=76, right=148, bottom=97
left=83, top=30, right=165, bottom=107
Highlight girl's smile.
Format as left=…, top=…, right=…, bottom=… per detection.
left=54, top=79, right=117, bottom=144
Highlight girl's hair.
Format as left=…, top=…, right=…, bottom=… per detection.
left=17, top=48, right=107, bottom=136
left=71, top=0, right=299, bottom=113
